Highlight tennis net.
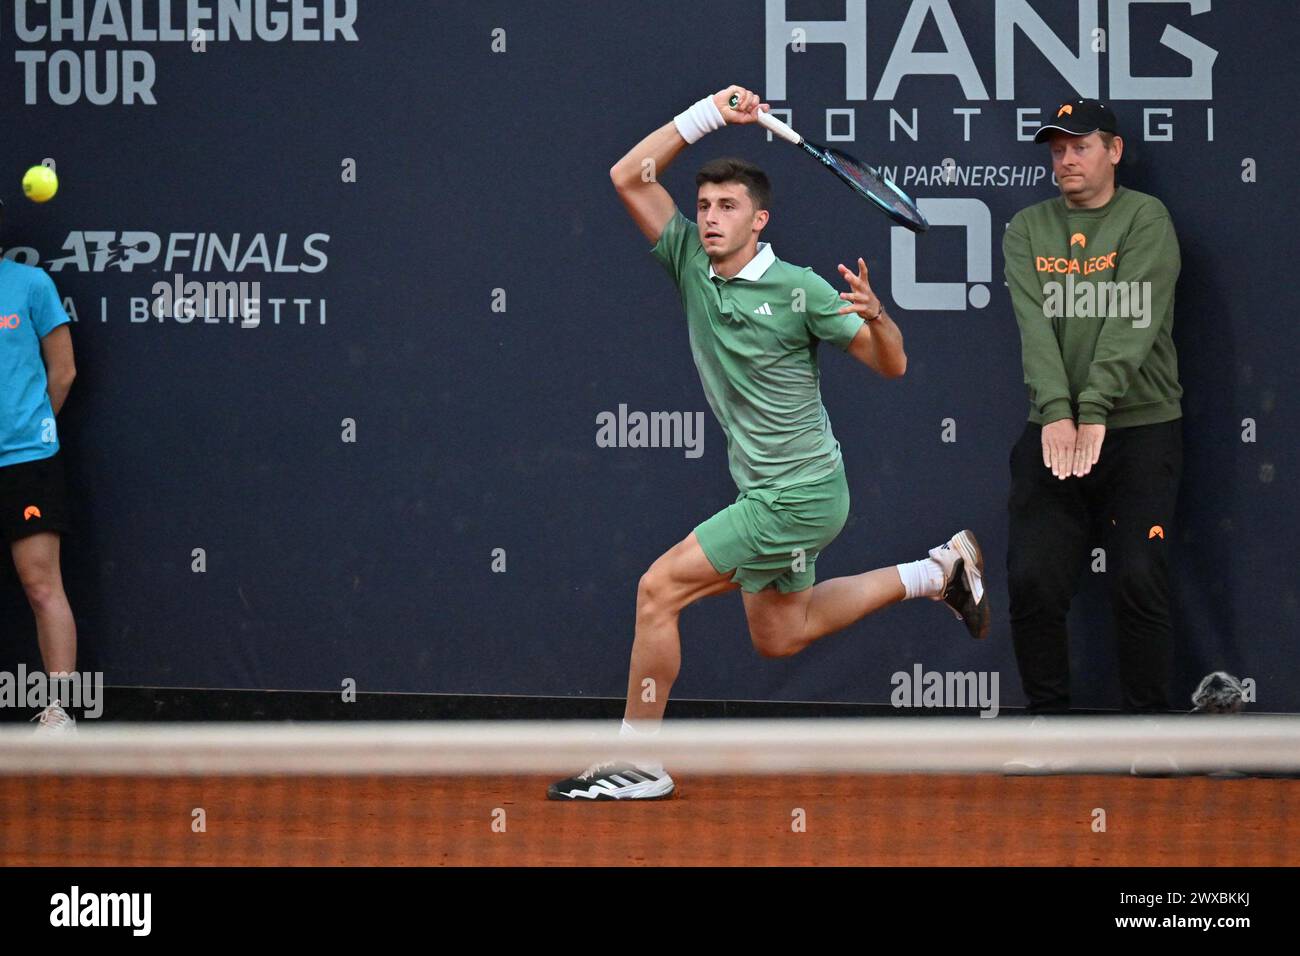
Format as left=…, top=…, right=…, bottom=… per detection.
left=2, top=716, right=1298, bottom=866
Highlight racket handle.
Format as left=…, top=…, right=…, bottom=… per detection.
left=753, top=109, right=801, bottom=145
left=727, top=92, right=801, bottom=145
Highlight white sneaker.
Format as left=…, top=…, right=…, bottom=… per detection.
left=928, top=529, right=990, bottom=639
left=547, top=761, right=675, bottom=800
left=32, top=700, right=77, bottom=737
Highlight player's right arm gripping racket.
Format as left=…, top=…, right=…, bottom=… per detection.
left=730, top=93, right=929, bottom=233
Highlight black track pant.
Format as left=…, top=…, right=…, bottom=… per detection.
left=1007, top=419, right=1182, bottom=713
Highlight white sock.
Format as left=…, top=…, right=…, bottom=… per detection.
left=896, top=558, right=945, bottom=600
left=620, top=719, right=665, bottom=775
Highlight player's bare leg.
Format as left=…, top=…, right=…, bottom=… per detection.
left=547, top=533, right=735, bottom=800
left=743, top=567, right=906, bottom=658
left=622, top=531, right=738, bottom=726
left=744, top=530, right=991, bottom=659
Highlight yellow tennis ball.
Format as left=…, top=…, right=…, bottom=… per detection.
left=23, top=165, right=59, bottom=203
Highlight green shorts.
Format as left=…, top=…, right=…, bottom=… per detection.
left=695, top=465, right=851, bottom=594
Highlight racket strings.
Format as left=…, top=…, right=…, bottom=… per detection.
left=826, top=151, right=912, bottom=214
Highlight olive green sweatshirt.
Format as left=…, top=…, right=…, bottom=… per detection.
left=1004, top=185, right=1183, bottom=428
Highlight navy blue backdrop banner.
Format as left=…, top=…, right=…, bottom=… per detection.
left=0, top=1, right=1296, bottom=711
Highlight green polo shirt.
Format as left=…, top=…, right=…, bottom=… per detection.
left=651, top=207, right=863, bottom=492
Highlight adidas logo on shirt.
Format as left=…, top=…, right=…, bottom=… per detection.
left=753, top=302, right=773, bottom=315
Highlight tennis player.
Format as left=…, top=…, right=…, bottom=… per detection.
left=0, top=210, right=79, bottom=736
left=548, top=86, right=988, bottom=800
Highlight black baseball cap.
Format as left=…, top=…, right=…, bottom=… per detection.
left=1033, top=98, right=1119, bottom=143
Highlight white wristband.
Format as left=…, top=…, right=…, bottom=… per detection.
left=673, top=95, right=726, bottom=145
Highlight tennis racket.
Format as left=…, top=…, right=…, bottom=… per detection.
left=729, top=93, right=928, bottom=233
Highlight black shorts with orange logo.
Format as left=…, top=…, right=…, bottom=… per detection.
left=0, top=451, right=71, bottom=544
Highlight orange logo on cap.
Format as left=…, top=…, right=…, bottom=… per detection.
left=1057, top=104, right=1073, bottom=117
left=1070, top=233, right=1087, bottom=249
left=1148, top=526, right=1164, bottom=539
left=23, top=505, right=41, bottom=521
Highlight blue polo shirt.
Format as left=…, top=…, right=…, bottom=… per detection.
left=0, top=260, right=70, bottom=467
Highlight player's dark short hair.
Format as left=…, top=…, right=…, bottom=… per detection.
left=696, top=157, right=772, bottom=212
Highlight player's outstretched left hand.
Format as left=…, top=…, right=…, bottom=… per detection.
left=837, top=258, right=883, bottom=321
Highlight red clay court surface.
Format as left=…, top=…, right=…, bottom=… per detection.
left=2, top=773, right=1297, bottom=865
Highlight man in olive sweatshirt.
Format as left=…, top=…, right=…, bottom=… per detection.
left=1004, top=99, right=1182, bottom=713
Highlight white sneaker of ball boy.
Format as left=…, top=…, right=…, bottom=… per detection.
left=32, top=700, right=77, bottom=737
